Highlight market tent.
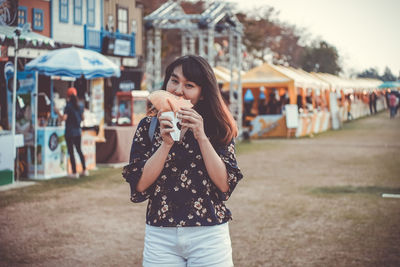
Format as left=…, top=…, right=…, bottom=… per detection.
left=1, top=25, right=59, bottom=186
left=0, top=25, right=56, bottom=48
left=241, top=63, right=294, bottom=103
left=242, top=63, right=291, bottom=86
left=312, top=73, right=381, bottom=93
left=213, top=66, right=243, bottom=90
left=378, top=81, right=400, bottom=89
left=271, top=65, right=324, bottom=90
left=312, top=73, right=352, bottom=92
left=213, top=66, right=232, bottom=84
left=351, top=78, right=382, bottom=91
left=289, top=68, right=330, bottom=90
left=25, top=47, right=120, bottom=79
left=24, top=47, right=121, bottom=179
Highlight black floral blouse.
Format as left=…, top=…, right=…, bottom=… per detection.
left=122, top=116, right=243, bottom=227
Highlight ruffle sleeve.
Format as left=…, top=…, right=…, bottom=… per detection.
left=215, top=139, right=243, bottom=201
left=122, top=117, right=155, bottom=203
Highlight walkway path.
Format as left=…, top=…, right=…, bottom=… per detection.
left=0, top=111, right=399, bottom=266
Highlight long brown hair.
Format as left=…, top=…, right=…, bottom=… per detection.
left=161, top=55, right=237, bottom=146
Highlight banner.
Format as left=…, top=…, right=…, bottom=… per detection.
left=28, top=127, right=68, bottom=179
left=90, top=78, right=104, bottom=125
left=0, top=132, right=14, bottom=185
left=0, top=0, right=18, bottom=26
left=6, top=69, right=36, bottom=146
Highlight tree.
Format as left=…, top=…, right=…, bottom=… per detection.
left=357, top=67, right=396, bottom=81
left=357, top=68, right=380, bottom=79
left=381, top=66, right=396, bottom=81
left=300, top=41, right=341, bottom=74
left=239, top=7, right=305, bottom=68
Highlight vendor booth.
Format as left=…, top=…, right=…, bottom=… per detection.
left=0, top=131, right=23, bottom=185
left=240, top=63, right=331, bottom=138
left=27, top=126, right=67, bottom=178
left=312, top=73, right=383, bottom=125
left=96, top=90, right=149, bottom=164
left=0, top=132, right=15, bottom=185
left=240, top=63, right=293, bottom=138
left=24, top=47, right=120, bottom=179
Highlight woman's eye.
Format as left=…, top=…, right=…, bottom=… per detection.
left=185, top=84, right=194, bottom=88
left=171, top=79, right=178, bottom=84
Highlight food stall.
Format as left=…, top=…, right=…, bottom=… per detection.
left=96, top=90, right=149, bottom=164
left=2, top=69, right=37, bottom=181
left=239, top=63, right=293, bottom=138
left=239, top=63, right=332, bottom=138
left=0, top=131, right=23, bottom=185
left=27, top=126, right=67, bottom=178
left=312, top=73, right=383, bottom=125
left=25, top=76, right=99, bottom=179
left=24, top=46, right=120, bottom=179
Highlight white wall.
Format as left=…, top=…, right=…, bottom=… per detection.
left=52, top=0, right=102, bottom=46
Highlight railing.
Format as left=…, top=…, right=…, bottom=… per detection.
left=84, top=24, right=135, bottom=57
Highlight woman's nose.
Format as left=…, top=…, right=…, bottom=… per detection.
left=174, top=84, right=183, bottom=96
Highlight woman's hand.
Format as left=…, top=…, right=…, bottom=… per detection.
left=157, top=112, right=175, bottom=146
left=178, top=107, right=207, bottom=142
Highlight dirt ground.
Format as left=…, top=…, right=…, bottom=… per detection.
left=1, top=111, right=400, bottom=267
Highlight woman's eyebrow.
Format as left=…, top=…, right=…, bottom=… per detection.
left=171, top=73, right=180, bottom=79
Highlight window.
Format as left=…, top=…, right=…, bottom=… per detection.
left=74, top=0, right=82, bottom=25
left=17, top=6, right=27, bottom=26
left=32, top=9, right=44, bottom=31
left=59, top=0, right=69, bottom=23
left=117, top=6, right=128, bottom=34
left=87, top=0, right=95, bottom=27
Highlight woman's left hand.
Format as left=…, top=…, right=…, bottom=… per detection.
left=178, top=107, right=207, bottom=142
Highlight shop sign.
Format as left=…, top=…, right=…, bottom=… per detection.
left=28, top=128, right=68, bottom=179
left=0, top=0, right=18, bottom=26
left=122, top=57, right=138, bottom=67
left=6, top=69, right=36, bottom=146
left=119, top=80, right=135, bottom=91
left=114, top=39, right=131, bottom=56
left=90, top=78, right=104, bottom=126
left=0, top=133, right=13, bottom=170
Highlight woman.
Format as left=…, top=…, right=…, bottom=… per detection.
left=123, top=55, right=243, bottom=266
left=56, top=87, right=88, bottom=178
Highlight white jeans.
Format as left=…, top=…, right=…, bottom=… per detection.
left=143, top=223, right=233, bottom=267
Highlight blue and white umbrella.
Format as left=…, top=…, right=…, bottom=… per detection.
left=25, top=46, right=120, bottom=79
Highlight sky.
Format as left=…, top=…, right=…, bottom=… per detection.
left=222, top=0, right=400, bottom=77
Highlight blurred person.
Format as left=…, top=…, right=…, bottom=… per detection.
left=55, top=87, right=88, bottom=178
left=346, top=95, right=353, bottom=120
left=258, top=91, right=267, bottom=115
left=123, top=55, right=243, bottom=267
left=389, top=92, right=398, bottom=118
left=369, top=91, right=377, bottom=115
left=266, top=92, right=280, bottom=114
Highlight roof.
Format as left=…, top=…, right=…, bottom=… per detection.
left=213, top=65, right=243, bottom=83
left=270, top=64, right=325, bottom=89
left=242, top=62, right=382, bottom=92
left=312, top=73, right=381, bottom=91
left=0, top=25, right=56, bottom=48
left=241, top=63, right=291, bottom=84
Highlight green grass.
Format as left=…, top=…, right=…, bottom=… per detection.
left=309, top=185, right=400, bottom=196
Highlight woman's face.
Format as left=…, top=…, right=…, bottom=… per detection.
left=166, top=65, right=202, bottom=105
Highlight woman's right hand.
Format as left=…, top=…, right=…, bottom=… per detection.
left=157, top=112, right=174, bottom=146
